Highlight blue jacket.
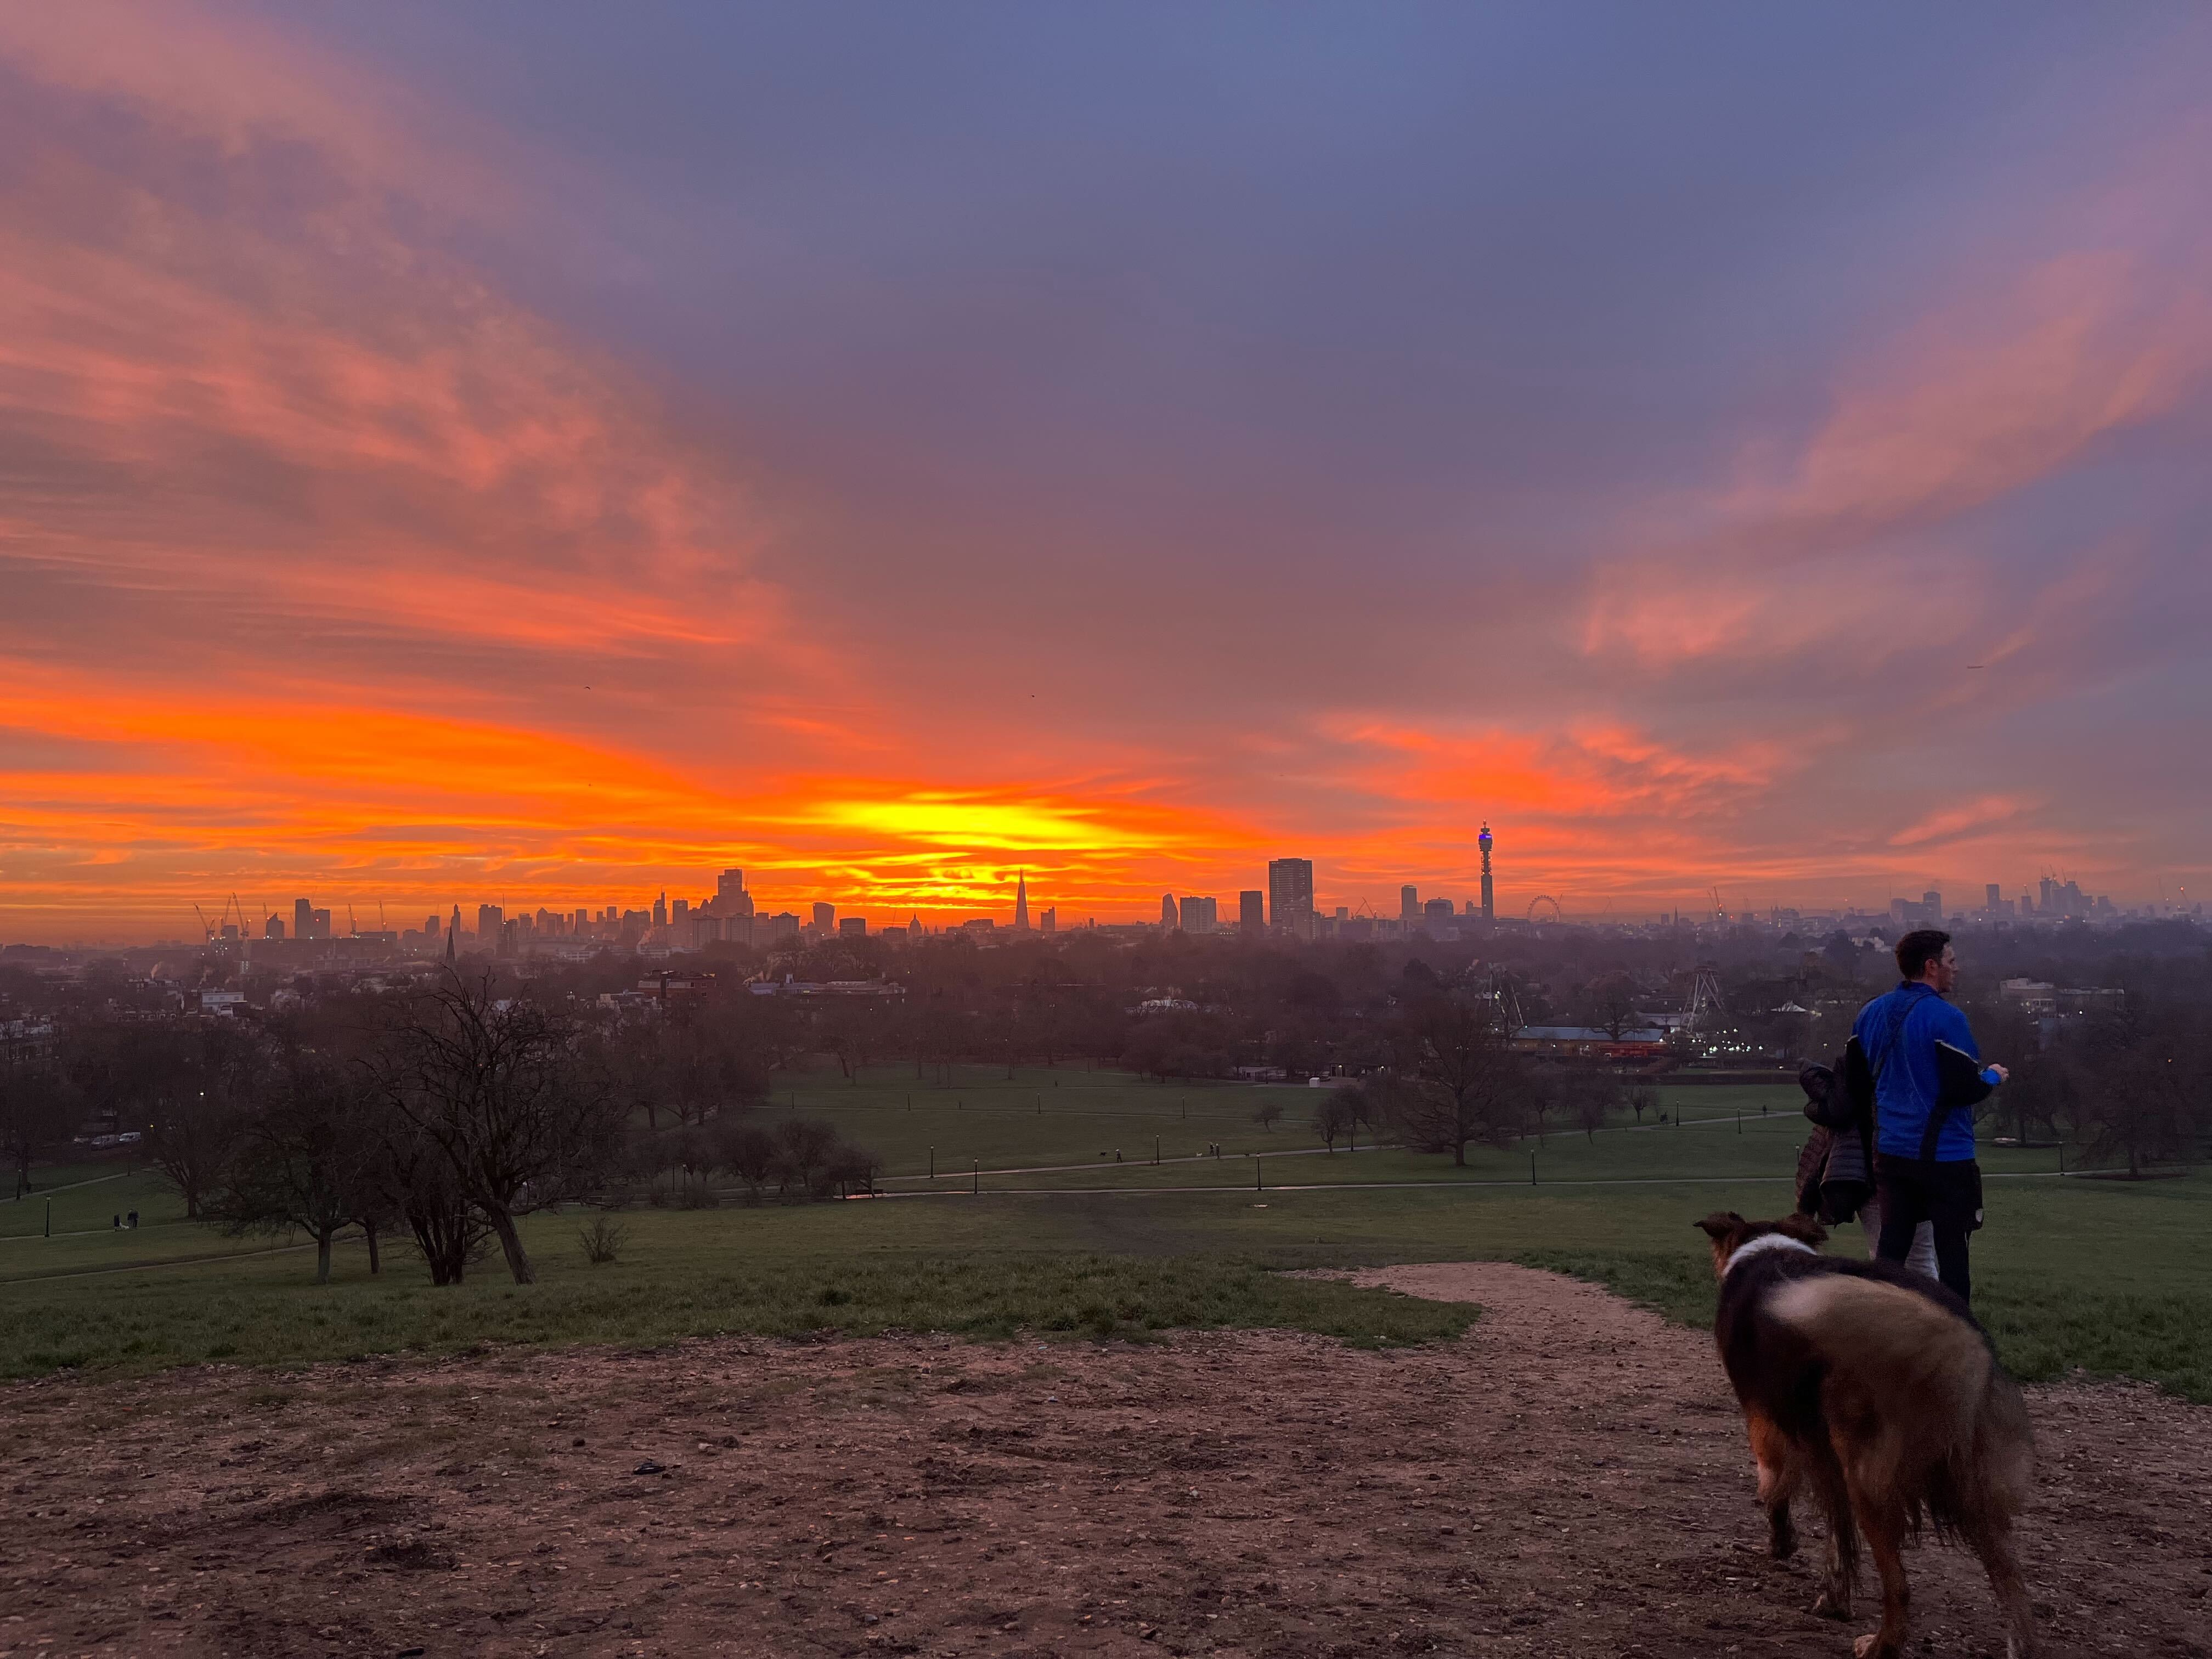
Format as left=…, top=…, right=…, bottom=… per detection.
left=1848, top=981, right=1993, bottom=1161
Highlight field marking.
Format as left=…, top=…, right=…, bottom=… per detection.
left=0, top=1242, right=312, bottom=1286
left=874, top=1143, right=1396, bottom=1181
left=854, top=1168, right=2126, bottom=1199
left=0, top=1169, right=138, bottom=1204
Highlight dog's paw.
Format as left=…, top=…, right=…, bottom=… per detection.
left=1810, top=1588, right=1852, bottom=1621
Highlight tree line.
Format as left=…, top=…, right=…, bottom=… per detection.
left=1, top=970, right=873, bottom=1283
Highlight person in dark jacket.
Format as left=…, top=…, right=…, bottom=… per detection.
left=1844, top=928, right=2007, bottom=1301
left=1796, top=1062, right=1936, bottom=1274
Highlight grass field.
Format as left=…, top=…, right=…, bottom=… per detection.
left=2, top=1065, right=2203, bottom=1401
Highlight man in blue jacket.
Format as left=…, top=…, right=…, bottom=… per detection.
left=1845, top=928, right=2007, bottom=1301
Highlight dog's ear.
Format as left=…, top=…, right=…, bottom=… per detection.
left=1773, top=1213, right=1829, bottom=1246
left=1695, top=1211, right=1741, bottom=1242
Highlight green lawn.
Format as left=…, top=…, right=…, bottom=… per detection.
left=2, top=1065, right=2202, bottom=1403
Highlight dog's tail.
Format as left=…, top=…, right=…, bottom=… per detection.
left=1768, top=1275, right=2033, bottom=1535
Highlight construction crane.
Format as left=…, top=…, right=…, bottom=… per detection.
left=1709, top=886, right=1726, bottom=924
left=193, top=904, right=215, bottom=942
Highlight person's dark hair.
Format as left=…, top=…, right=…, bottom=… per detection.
left=1895, top=929, right=1951, bottom=982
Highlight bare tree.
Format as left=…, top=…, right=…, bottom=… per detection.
left=0, top=1053, right=77, bottom=1199
left=2063, top=1005, right=2209, bottom=1178
left=1386, top=996, right=1530, bottom=1166
left=1313, top=1085, right=1359, bottom=1150
left=210, top=1035, right=380, bottom=1285
left=710, top=1116, right=778, bottom=1204
left=145, top=1025, right=257, bottom=1220
left=1252, top=1100, right=1284, bottom=1132
left=371, top=970, right=624, bottom=1284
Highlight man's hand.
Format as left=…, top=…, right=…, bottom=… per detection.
left=1987, top=1063, right=2009, bottom=1084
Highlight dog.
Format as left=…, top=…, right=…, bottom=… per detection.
left=1695, top=1210, right=2036, bottom=1658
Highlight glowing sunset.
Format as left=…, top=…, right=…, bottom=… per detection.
left=3, top=3, right=2208, bottom=940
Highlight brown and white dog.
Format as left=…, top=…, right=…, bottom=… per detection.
left=1695, top=1211, right=2036, bottom=1658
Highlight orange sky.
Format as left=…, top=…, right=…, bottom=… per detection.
left=3, top=4, right=2208, bottom=941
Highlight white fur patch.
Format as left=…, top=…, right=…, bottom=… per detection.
left=1724, top=1232, right=1816, bottom=1275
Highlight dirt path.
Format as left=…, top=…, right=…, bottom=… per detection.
left=1, top=1265, right=2205, bottom=1658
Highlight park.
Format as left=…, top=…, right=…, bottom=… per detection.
left=4, top=1062, right=2208, bottom=1655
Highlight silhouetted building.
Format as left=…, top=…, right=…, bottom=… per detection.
left=1161, top=893, right=1180, bottom=930
left=1014, top=871, right=1030, bottom=932
left=1479, top=823, right=1494, bottom=921
left=1267, top=859, right=1314, bottom=934
left=839, top=917, right=867, bottom=937
left=1239, top=890, right=1264, bottom=933
left=1985, top=883, right=2002, bottom=911
left=308, top=908, right=331, bottom=941
left=1181, top=895, right=1217, bottom=933
left=263, top=916, right=285, bottom=941
left=294, top=897, right=312, bottom=940
left=1040, top=906, right=1057, bottom=935
left=812, top=901, right=835, bottom=933
left=1423, top=897, right=1453, bottom=928
left=653, top=893, right=669, bottom=929
left=1401, top=885, right=1418, bottom=922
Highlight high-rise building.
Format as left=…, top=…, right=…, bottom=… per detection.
left=812, top=901, right=835, bottom=933
left=294, top=897, right=312, bottom=940
left=839, top=917, right=868, bottom=937
left=1423, top=897, right=1454, bottom=928
left=1181, top=895, right=1217, bottom=932
left=1040, top=906, right=1057, bottom=935
left=308, top=908, right=331, bottom=940
left=477, top=904, right=503, bottom=945
left=1160, top=893, right=1180, bottom=930
left=1923, top=890, right=1942, bottom=924
left=715, top=868, right=755, bottom=917
left=1014, top=871, right=1030, bottom=932
left=653, top=893, right=668, bottom=929
left=1985, top=883, right=2002, bottom=911
left=1267, top=859, right=1314, bottom=934
left=1239, top=890, right=1264, bottom=933
left=1401, top=885, right=1418, bottom=922
left=1478, top=824, right=1494, bottom=921
left=264, top=915, right=285, bottom=940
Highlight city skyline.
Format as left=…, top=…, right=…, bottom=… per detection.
left=3, top=6, right=2209, bottom=941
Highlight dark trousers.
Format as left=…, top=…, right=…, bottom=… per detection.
left=1873, top=1155, right=1981, bottom=1301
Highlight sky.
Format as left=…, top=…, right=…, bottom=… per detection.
left=3, top=2, right=2209, bottom=941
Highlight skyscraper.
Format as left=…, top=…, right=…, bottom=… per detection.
left=1239, top=890, right=1263, bottom=933
left=1478, top=824, right=1494, bottom=921
left=653, top=892, right=668, bottom=928
left=1160, top=893, right=1180, bottom=930
left=812, top=901, right=835, bottom=933
left=716, top=868, right=754, bottom=917
left=1400, top=884, right=1418, bottom=923
left=294, top=896, right=312, bottom=940
left=1267, top=859, right=1314, bottom=934
left=477, top=903, right=502, bottom=945
left=1181, top=895, right=1217, bottom=932
left=1014, top=871, right=1030, bottom=931
left=1040, top=906, right=1057, bottom=935
left=1985, top=883, right=2002, bottom=912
